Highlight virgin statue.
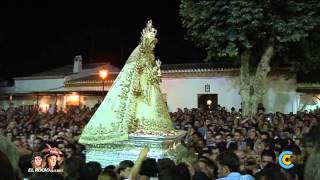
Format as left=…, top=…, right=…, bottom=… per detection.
left=79, top=20, right=175, bottom=145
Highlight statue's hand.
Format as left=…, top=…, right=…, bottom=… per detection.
left=156, top=59, right=161, bottom=67
left=155, top=59, right=162, bottom=77
left=152, top=66, right=158, bottom=75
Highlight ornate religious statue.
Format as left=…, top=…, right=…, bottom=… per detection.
left=79, top=20, right=175, bottom=145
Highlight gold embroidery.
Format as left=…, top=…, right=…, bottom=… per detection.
left=79, top=20, right=175, bottom=145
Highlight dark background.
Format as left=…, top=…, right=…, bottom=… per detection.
left=0, top=0, right=206, bottom=78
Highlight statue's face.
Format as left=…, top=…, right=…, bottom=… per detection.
left=142, top=37, right=158, bottom=51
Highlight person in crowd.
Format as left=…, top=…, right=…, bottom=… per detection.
left=260, top=150, right=277, bottom=170
left=104, top=165, right=116, bottom=171
left=192, top=159, right=214, bottom=180
left=84, top=161, right=102, bottom=180
left=98, top=170, right=118, bottom=180
left=63, top=155, right=86, bottom=180
left=303, top=124, right=320, bottom=180
left=139, top=158, right=158, bottom=180
left=0, top=103, right=318, bottom=179
left=234, top=150, right=247, bottom=174
left=0, top=135, right=24, bottom=179
left=216, top=151, right=254, bottom=180
left=157, top=158, right=175, bottom=176
left=32, top=137, right=45, bottom=153
left=117, top=160, right=135, bottom=180
left=233, top=129, right=246, bottom=151
left=0, top=150, right=18, bottom=180
left=254, top=167, right=288, bottom=180
left=64, top=144, right=75, bottom=159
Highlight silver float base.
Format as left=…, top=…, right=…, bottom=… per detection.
left=84, top=133, right=186, bottom=167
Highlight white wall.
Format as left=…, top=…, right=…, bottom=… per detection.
left=161, top=75, right=298, bottom=113
left=161, top=76, right=241, bottom=112
left=2, top=74, right=299, bottom=114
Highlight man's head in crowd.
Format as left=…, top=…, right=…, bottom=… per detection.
left=193, top=120, right=201, bottom=128
left=118, top=160, right=134, bottom=179
left=98, top=170, right=117, bottom=180
left=234, top=150, right=246, bottom=164
left=234, top=130, right=242, bottom=142
left=216, top=151, right=240, bottom=178
left=260, top=150, right=276, bottom=169
left=64, top=144, right=75, bottom=159
left=43, top=133, right=50, bottom=142
left=260, top=132, right=270, bottom=141
left=63, top=156, right=86, bottom=180
left=140, top=158, right=158, bottom=178
left=157, top=158, right=175, bottom=174
left=193, top=159, right=215, bottom=179
left=5, top=131, right=13, bottom=141
left=85, top=161, right=102, bottom=180
left=254, top=167, right=287, bottom=180
left=248, top=128, right=257, bottom=141
left=32, top=137, right=44, bottom=152
left=215, top=133, right=223, bottom=144
left=12, top=138, right=22, bottom=148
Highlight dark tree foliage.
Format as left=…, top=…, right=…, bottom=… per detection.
left=179, top=0, right=320, bottom=67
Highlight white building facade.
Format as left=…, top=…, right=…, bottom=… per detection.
left=0, top=60, right=319, bottom=113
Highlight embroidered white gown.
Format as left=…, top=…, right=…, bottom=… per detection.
left=79, top=21, right=174, bottom=145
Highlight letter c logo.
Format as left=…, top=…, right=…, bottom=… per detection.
left=279, top=151, right=294, bottom=169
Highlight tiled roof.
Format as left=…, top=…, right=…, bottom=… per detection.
left=26, top=63, right=120, bottom=77
left=65, top=62, right=239, bottom=85
left=69, top=73, right=118, bottom=81
left=65, top=73, right=118, bottom=87
left=297, top=87, right=320, bottom=93
left=161, top=62, right=240, bottom=72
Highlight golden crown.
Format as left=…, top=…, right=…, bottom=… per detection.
left=142, top=20, right=157, bottom=39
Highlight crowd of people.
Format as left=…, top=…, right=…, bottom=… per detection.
left=0, top=102, right=319, bottom=180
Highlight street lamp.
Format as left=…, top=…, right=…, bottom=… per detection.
left=99, top=68, right=108, bottom=93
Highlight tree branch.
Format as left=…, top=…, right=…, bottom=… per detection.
left=251, top=42, right=274, bottom=113
left=240, top=49, right=251, bottom=87
left=253, top=43, right=274, bottom=97
left=239, top=49, right=251, bottom=116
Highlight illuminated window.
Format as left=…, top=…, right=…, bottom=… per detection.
left=66, top=93, right=80, bottom=106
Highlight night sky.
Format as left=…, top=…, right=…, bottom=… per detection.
left=0, top=0, right=206, bottom=79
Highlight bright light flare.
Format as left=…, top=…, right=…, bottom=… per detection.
left=99, top=69, right=108, bottom=80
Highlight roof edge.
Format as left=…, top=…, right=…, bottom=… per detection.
left=14, top=75, right=66, bottom=80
